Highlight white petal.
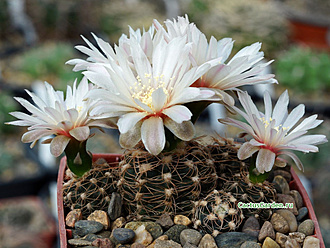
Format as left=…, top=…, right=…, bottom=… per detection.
left=237, top=91, right=261, bottom=119
left=283, top=104, right=305, bottom=130
left=22, top=129, right=54, bottom=145
left=280, top=144, right=319, bottom=153
left=290, top=134, right=328, bottom=146
left=272, top=90, right=289, bottom=125
left=291, top=114, right=323, bottom=133
left=118, top=112, right=147, bottom=134
left=237, top=142, right=260, bottom=160
left=88, top=119, right=118, bottom=129
left=69, top=126, right=90, bottom=141
left=164, top=119, right=195, bottom=141
left=163, top=105, right=192, bottom=123
left=50, top=135, right=71, bottom=157
left=170, top=87, right=201, bottom=105
left=152, top=88, right=167, bottom=112
left=141, top=116, right=165, bottom=155
left=256, top=149, right=276, bottom=173
left=219, top=118, right=255, bottom=137
left=263, top=91, right=272, bottom=120
left=278, top=151, right=304, bottom=171
left=249, top=139, right=265, bottom=147
left=119, top=121, right=142, bottom=149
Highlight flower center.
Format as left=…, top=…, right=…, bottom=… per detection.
left=77, top=106, right=83, bottom=113
left=130, top=74, right=173, bottom=110
left=260, top=117, right=288, bottom=132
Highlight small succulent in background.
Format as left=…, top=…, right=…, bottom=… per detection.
left=275, top=46, right=330, bottom=95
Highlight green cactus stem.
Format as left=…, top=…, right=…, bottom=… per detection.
left=64, top=139, right=92, bottom=177
left=248, top=153, right=270, bottom=184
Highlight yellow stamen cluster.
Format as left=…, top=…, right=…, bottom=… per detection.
left=130, top=74, right=174, bottom=110
left=260, top=117, right=288, bottom=133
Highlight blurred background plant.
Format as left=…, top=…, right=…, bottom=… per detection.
left=181, top=0, right=289, bottom=58
left=274, top=46, right=330, bottom=102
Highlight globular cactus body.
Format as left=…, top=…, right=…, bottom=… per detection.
left=193, top=190, right=244, bottom=236
left=118, top=141, right=217, bottom=220
left=206, top=137, right=249, bottom=185
left=223, top=176, right=276, bottom=221
left=62, top=159, right=119, bottom=217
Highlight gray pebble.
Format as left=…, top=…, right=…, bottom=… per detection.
left=296, top=207, right=308, bottom=222
left=289, top=190, right=303, bottom=209
left=75, top=220, right=104, bottom=236
left=108, top=192, right=123, bottom=221
left=112, top=228, right=136, bottom=244
left=183, top=242, right=198, bottom=248
left=273, top=175, right=290, bottom=194
left=215, top=232, right=257, bottom=248
left=164, top=224, right=188, bottom=243
left=242, top=216, right=260, bottom=238
left=240, top=241, right=261, bottom=248
left=298, top=219, right=315, bottom=236
left=180, top=229, right=202, bottom=246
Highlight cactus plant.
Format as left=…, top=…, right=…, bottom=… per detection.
left=62, top=159, right=119, bottom=217
left=206, top=137, right=249, bottom=187
left=193, top=189, right=244, bottom=236
left=223, top=175, right=276, bottom=221
left=118, top=141, right=217, bottom=220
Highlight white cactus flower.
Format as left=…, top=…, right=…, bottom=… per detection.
left=154, top=15, right=277, bottom=106
left=7, top=78, right=115, bottom=157
left=84, top=34, right=214, bottom=155
left=66, top=25, right=157, bottom=72
left=219, top=90, right=328, bottom=173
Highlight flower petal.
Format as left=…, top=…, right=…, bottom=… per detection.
left=22, top=129, right=54, bottom=146
left=256, top=149, right=276, bottom=173
left=118, top=112, right=147, bottom=134
left=119, top=121, right=142, bottom=148
left=283, top=104, right=305, bottom=131
left=272, top=90, right=289, bottom=125
left=152, top=88, right=167, bottom=112
left=50, top=135, right=71, bottom=157
left=263, top=91, right=272, bottom=120
left=291, top=114, right=323, bottom=133
left=237, top=142, right=260, bottom=160
left=219, top=117, right=255, bottom=137
left=278, top=151, right=304, bottom=171
left=164, top=118, right=195, bottom=141
left=69, top=126, right=90, bottom=141
left=290, top=134, right=328, bottom=146
left=141, top=116, right=165, bottom=155
left=163, top=105, right=192, bottom=123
